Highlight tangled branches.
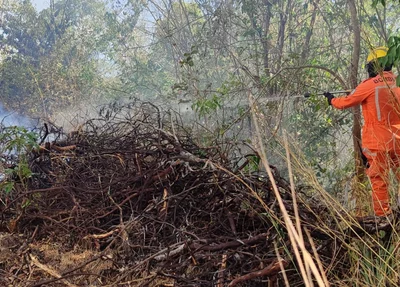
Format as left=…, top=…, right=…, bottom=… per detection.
left=0, top=102, right=394, bottom=286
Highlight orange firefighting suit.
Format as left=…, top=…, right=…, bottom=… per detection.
left=331, top=71, right=400, bottom=216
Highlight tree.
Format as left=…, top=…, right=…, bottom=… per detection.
left=0, top=0, right=117, bottom=117
left=348, top=0, right=366, bottom=215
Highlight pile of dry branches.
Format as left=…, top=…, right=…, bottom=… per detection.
left=0, top=102, right=394, bottom=286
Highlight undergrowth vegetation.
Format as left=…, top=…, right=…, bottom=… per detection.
left=0, top=101, right=396, bottom=286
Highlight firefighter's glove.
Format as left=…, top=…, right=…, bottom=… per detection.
left=323, top=92, right=335, bottom=105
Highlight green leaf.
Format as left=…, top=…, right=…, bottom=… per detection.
left=378, top=56, right=388, bottom=67
left=372, top=0, right=386, bottom=7
left=21, top=199, right=32, bottom=209
left=396, top=46, right=400, bottom=65
left=2, top=182, right=14, bottom=194
left=396, top=75, right=400, bottom=87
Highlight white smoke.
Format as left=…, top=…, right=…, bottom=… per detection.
left=0, top=103, right=35, bottom=128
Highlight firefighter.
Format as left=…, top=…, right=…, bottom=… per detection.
left=324, top=46, right=400, bottom=216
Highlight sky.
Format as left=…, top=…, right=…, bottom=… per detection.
left=31, top=0, right=50, bottom=12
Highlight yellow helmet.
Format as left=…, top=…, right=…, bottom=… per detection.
left=367, top=46, right=388, bottom=62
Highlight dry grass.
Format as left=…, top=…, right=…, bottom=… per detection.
left=250, top=92, right=400, bottom=286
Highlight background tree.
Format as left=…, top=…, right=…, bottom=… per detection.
left=0, top=0, right=120, bottom=118
left=0, top=0, right=399, bottom=199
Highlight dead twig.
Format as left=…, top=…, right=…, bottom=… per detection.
left=29, top=254, right=79, bottom=287
left=228, top=259, right=288, bottom=287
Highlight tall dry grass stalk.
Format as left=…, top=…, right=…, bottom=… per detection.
left=249, top=93, right=329, bottom=286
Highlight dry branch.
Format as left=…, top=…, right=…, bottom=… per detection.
left=228, top=259, right=288, bottom=286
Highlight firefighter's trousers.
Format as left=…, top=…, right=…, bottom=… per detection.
left=364, top=149, right=400, bottom=216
